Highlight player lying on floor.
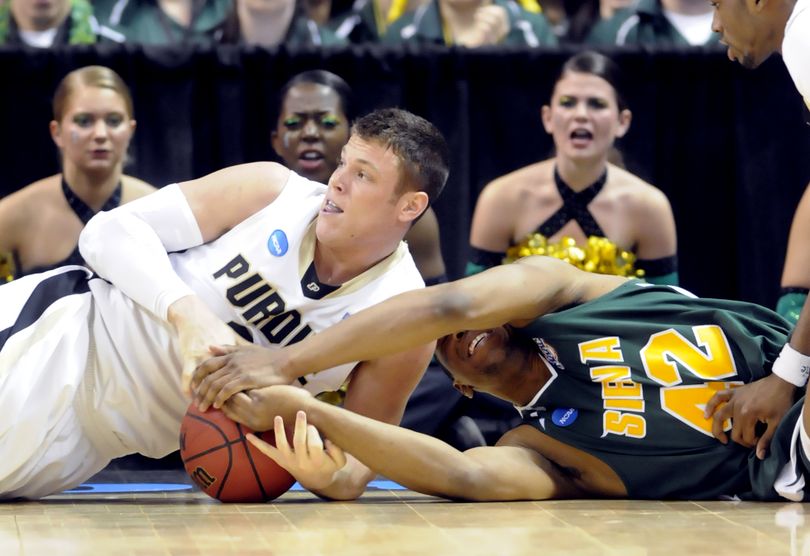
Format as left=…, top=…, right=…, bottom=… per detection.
left=193, top=256, right=807, bottom=501
left=0, top=108, right=448, bottom=500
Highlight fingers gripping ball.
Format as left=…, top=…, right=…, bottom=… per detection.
left=180, top=404, right=295, bottom=502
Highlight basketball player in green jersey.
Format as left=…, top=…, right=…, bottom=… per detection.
left=194, top=256, right=807, bottom=501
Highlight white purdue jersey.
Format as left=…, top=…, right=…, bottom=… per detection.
left=0, top=172, right=423, bottom=499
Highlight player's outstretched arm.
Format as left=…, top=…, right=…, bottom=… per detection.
left=228, top=386, right=570, bottom=501
left=191, top=257, right=625, bottom=407
left=280, top=257, right=625, bottom=377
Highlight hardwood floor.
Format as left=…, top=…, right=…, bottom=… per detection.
left=0, top=469, right=806, bottom=555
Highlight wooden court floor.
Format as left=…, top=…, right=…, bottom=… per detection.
left=1, top=467, right=808, bottom=556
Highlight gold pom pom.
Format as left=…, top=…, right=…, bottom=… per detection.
left=0, top=251, right=15, bottom=282
left=504, top=234, right=644, bottom=278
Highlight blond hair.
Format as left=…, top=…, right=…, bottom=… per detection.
left=52, top=65, right=134, bottom=121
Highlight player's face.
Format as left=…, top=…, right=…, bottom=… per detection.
left=272, top=83, right=349, bottom=184
left=436, top=327, right=523, bottom=401
left=51, top=85, right=135, bottom=176
left=710, top=0, right=775, bottom=68
left=317, top=135, right=406, bottom=247
left=542, top=71, right=629, bottom=164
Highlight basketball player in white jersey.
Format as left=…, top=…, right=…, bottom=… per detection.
left=0, top=108, right=450, bottom=500
left=702, top=0, right=810, bottom=459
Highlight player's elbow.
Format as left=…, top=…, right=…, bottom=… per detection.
left=432, top=285, right=478, bottom=322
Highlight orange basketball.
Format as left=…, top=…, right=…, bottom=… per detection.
left=179, top=404, right=295, bottom=503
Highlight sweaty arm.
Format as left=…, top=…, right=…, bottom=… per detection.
left=238, top=386, right=568, bottom=501
left=79, top=162, right=290, bottom=319
left=278, top=257, right=626, bottom=381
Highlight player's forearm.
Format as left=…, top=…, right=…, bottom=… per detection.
left=279, top=258, right=586, bottom=382
left=282, top=285, right=457, bottom=379
left=304, top=400, right=483, bottom=500
left=79, top=185, right=204, bottom=319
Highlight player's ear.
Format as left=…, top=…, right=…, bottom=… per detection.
left=400, top=191, right=429, bottom=223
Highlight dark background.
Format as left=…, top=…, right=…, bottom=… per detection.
left=2, top=44, right=809, bottom=307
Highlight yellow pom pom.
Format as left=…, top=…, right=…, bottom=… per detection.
left=502, top=234, right=642, bottom=278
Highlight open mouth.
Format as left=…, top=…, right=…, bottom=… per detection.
left=322, top=199, right=343, bottom=214
left=570, top=129, right=593, bottom=147
left=298, top=150, right=326, bottom=171
left=467, top=331, right=490, bottom=357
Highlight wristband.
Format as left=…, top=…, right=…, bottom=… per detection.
left=772, top=343, right=810, bottom=388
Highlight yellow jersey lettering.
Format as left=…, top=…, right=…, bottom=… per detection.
left=579, top=337, right=623, bottom=364
left=602, top=410, right=646, bottom=438
left=641, top=326, right=737, bottom=387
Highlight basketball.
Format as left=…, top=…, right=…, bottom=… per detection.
left=179, top=403, right=295, bottom=503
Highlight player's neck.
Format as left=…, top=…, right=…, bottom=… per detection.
left=62, top=165, right=122, bottom=212
left=555, top=157, right=608, bottom=192
left=312, top=240, right=398, bottom=285
left=498, top=343, right=555, bottom=407
left=511, top=353, right=553, bottom=406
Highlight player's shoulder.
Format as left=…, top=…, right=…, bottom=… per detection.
left=276, top=170, right=327, bottom=202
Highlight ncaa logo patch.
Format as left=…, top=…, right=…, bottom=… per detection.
left=267, top=230, right=289, bottom=257
left=551, top=407, right=578, bottom=427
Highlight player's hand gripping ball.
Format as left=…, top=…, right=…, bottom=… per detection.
left=180, top=403, right=295, bottom=502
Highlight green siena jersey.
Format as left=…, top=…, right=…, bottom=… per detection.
left=516, top=280, right=793, bottom=499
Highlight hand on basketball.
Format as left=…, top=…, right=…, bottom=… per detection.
left=221, top=386, right=312, bottom=431
left=704, top=373, right=796, bottom=459
left=192, top=344, right=295, bottom=411
left=168, top=295, right=250, bottom=397
left=247, top=412, right=347, bottom=491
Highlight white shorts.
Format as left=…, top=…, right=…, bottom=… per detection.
left=0, top=267, right=118, bottom=499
